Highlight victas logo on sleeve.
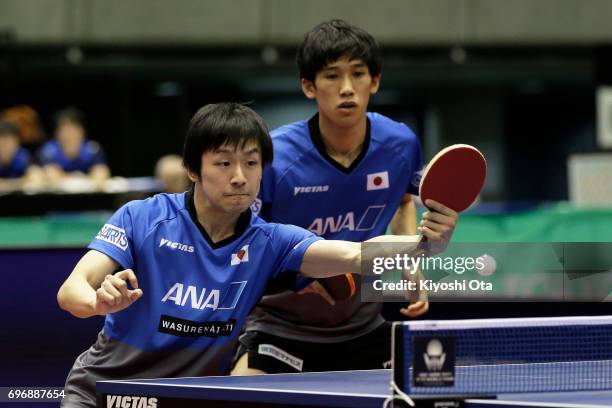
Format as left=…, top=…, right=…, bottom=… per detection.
left=366, top=171, right=389, bottom=191
left=96, top=224, right=129, bottom=251
left=231, top=245, right=249, bottom=265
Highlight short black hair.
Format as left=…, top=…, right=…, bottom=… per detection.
left=182, top=103, right=273, bottom=175
left=54, top=107, right=85, bottom=128
left=297, top=19, right=381, bottom=82
left=0, top=120, right=21, bottom=139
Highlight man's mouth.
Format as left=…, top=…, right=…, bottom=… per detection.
left=338, top=101, right=357, bottom=109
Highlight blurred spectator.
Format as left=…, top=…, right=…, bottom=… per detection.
left=38, top=108, right=110, bottom=190
left=0, top=105, right=46, bottom=152
left=0, top=120, right=44, bottom=191
left=154, top=154, right=190, bottom=193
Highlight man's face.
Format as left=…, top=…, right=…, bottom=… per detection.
left=301, top=56, right=380, bottom=129
left=0, top=134, right=19, bottom=164
left=56, top=121, right=84, bottom=158
left=189, top=140, right=262, bottom=215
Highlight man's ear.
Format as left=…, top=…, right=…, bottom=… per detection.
left=186, top=168, right=200, bottom=182
left=370, top=74, right=381, bottom=94
left=301, top=79, right=316, bottom=100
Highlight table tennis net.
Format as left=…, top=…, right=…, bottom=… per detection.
left=393, top=316, right=612, bottom=395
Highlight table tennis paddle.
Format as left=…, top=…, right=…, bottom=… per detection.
left=316, top=145, right=486, bottom=303
left=420, top=144, right=487, bottom=212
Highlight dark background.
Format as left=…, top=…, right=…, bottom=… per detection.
left=2, top=44, right=610, bottom=202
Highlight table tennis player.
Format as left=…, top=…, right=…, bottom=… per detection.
left=56, top=103, right=457, bottom=408
left=232, top=19, right=432, bottom=376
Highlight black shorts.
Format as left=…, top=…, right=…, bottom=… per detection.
left=235, top=322, right=392, bottom=374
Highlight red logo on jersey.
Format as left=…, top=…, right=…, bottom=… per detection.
left=231, top=245, right=250, bottom=265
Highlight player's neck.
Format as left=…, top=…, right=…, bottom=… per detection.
left=192, top=186, right=240, bottom=243
left=318, top=115, right=366, bottom=167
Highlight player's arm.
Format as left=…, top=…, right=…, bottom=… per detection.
left=300, top=199, right=457, bottom=278
left=390, top=194, right=429, bottom=317
left=57, top=250, right=142, bottom=318
left=390, top=194, right=417, bottom=236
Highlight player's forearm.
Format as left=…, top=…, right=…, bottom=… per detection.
left=365, top=235, right=421, bottom=244
left=402, top=266, right=428, bottom=302
left=300, top=235, right=422, bottom=278
left=300, top=240, right=361, bottom=278
left=390, top=199, right=417, bottom=235
left=57, top=277, right=98, bottom=318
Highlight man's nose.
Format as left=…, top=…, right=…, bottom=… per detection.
left=230, top=164, right=247, bottom=185
left=340, top=75, right=355, bottom=96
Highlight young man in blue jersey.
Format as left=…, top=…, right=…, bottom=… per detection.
left=232, top=20, right=432, bottom=375
left=57, top=103, right=456, bottom=407
left=0, top=120, right=43, bottom=191
left=38, top=108, right=110, bottom=190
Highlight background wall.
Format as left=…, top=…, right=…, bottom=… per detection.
left=3, top=1, right=611, bottom=202
left=3, top=0, right=612, bottom=45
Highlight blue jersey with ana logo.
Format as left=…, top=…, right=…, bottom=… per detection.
left=89, top=191, right=320, bottom=352
left=246, top=112, right=424, bottom=343
left=62, top=190, right=321, bottom=407
left=257, top=112, right=423, bottom=240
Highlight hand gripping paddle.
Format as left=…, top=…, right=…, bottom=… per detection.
left=317, top=144, right=486, bottom=303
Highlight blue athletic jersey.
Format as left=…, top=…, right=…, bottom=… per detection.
left=0, top=147, right=30, bottom=178
left=62, top=190, right=321, bottom=406
left=88, top=191, right=321, bottom=352
left=245, top=112, right=424, bottom=343
left=38, top=139, right=106, bottom=172
left=256, top=112, right=423, bottom=240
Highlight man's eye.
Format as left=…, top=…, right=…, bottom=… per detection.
left=247, top=160, right=259, bottom=166
left=217, top=162, right=230, bottom=167
left=325, top=74, right=338, bottom=80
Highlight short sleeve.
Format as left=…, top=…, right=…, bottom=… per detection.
left=88, top=203, right=136, bottom=270
left=37, top=143, right=56, bottom=166
left=86, top=141, right=107, bottom=166
left=404, top=127, right=425, bottom=196
left=270, top=223, right=323, bottom=280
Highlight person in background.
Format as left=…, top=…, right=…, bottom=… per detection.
left=232, top=19, right=429, bottom=376
left=155, top=154, right=191, bottom=193
left=0, top=120, right=44, bottom=191
left=0, top=105, right=46, bottom=153
left=38, top=107, right=110, bottom=190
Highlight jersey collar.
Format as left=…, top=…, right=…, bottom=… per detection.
left=308, top=113, right=371, bottom=174
left=185, top=187, right=252, bottom=249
